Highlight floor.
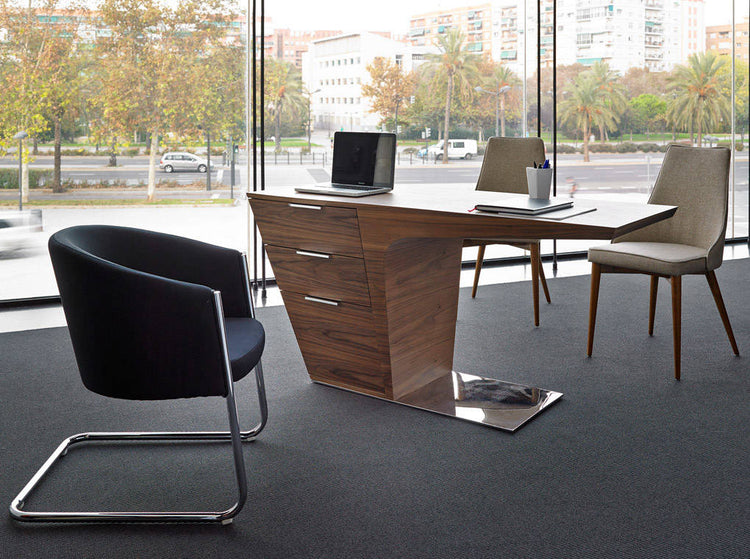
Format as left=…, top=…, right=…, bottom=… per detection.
left=2, top=244, right=747, bottom=334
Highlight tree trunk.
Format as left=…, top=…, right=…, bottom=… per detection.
left=21, top=138, right=29, bottom=204
left=442, top=73, right=452, bottom=164
left=52, top=117, right=63, bottom=193
left=275, top=104, right=282, bottom=152
left=147, top=130, right=158, bottom=202
left=109, top=138, right=117, bottom=167
left=32, top=137, right=38, bottom=156
left=583, top=120, right=590, bottom=163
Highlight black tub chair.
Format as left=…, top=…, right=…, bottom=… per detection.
left=10, top=225, right=268, bottom=524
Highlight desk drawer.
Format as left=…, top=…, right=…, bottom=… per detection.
left=282, top=292, right=385, bottom=397
left=265, top=245, right=371, bottom=307
left=250, top=198, right=363, bottom=258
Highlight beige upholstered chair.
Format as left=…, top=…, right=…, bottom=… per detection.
left=467, top=136, right=551, bottom=326
left=586, top=144, right=739, bottom=380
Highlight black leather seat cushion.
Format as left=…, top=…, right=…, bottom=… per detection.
left=225, top=318, right=265, bottom=383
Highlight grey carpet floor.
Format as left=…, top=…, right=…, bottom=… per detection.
left=1, top=259, right=748, bottom=559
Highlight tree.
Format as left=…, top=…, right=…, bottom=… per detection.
left=559, top=73, right=618, bottom=162
left=628, top=94, right=667, bottom=137
left=668, top=51, right=730, bottom=146
left=263, top=58, right=305, bottom=152
left=0, top=0, right=84, bottom=198
left=95, top=0, right=235, bottom=201
left=422, top=28, right=480, bottom=162
left=476, top=63, right=521, bottom=137
left=589, top=61, right=627, bottom=142
left=361, top=57, right=415, bottom=133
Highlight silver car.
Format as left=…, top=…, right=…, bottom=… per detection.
left=159, top=152, right=212, bottom=173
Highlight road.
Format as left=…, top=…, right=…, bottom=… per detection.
left=1, top=153, right=747, bottom=198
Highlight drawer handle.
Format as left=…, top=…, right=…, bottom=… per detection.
left=296, top=250, right=330, bottom=259
left=289, top=203, right=322, bottom=210
left=304, top=296, right=339, bottom=306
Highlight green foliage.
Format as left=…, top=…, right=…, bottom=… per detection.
left=0, top=168, right=53, bottom=189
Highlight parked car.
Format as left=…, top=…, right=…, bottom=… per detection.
left=424, top=139, right=478, bottom=160
left=159, top=152, right=213, bottom=173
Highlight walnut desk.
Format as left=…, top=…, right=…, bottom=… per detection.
left=248, top=185, right=676, bottom=431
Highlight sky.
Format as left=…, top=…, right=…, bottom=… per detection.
left=265, top=0, right=746, bottom=33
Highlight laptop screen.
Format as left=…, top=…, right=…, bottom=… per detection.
left=331, top=132, right=396, bottom=188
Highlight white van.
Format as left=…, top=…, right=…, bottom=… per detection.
left=426, top=139, right=478, bottom=160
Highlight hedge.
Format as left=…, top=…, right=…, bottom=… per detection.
left=0, top=168, right=53, bottom=189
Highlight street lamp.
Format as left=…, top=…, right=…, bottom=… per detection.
left=13, top=130, right=28, bottom=211
left=307, top=88, right=321, bottom=152
left=475, top=85, right=511, bottom=137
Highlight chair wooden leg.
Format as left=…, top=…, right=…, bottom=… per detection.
left=587, top=263, right=601, bottom=357
left=648, top=275, right=658, bottom=336
left=529, top=243, right=541, bottom=327
left=471, top=245, right=486, bottom=298
left=538, top=251, right=551, bottom=304
left=705, top=271, right=740, bottom=355
left=670, top=276, right=681, bottom=381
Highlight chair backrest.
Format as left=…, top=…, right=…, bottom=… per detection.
left=49, top=225, right=238, bottom=400
left=616, top=145, right=731, bottom=270
left=475, top=137, right=546, bottom=194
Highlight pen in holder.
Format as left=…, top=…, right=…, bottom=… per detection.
left=526, top=166, right=553, bottom=200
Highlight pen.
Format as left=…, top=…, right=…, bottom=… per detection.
left=542, top=159, right=550, bottom=169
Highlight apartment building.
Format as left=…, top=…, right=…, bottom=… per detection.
left=272, top=28, right=342, bottom=68
left=706, top=16, right=750, bottom=63
left=408, top=4, right=493, bottom=57
left=303, top=32, right=425, bottom=132
left=490, top=0, right=705, bottom=76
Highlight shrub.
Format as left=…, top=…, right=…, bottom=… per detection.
left=638, top=143, right=660, bottom=153
left=555, top=143, right=578, bottom=154
left=0, top=168, right=53, bottom=189
left=401, top=146, right=418, bottom=155
left=615, top=142, right=638, bottom=153
left=588, top=143, right=616, bottom=153
left=717, top=140, right=745, bottom=151
left=122, top=148, right=140, bottom=157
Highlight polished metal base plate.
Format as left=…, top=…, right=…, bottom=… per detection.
left=397, top=371, right=563, bottom=432
left=316, top=371, right=562, bottom=432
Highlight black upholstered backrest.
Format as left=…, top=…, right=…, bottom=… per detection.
left=49, top=225, right=243, bottom=400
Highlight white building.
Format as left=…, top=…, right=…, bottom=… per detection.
left=302, top=32, right=429, bottom=132
left=490, top=0, right=705, bottom=75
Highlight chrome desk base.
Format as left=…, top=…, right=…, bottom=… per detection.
left=317, top=371, right=563, bottom=432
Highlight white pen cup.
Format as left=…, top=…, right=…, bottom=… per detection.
left=526, top=167, right=553, bottom=200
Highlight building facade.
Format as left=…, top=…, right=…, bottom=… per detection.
left=408, top=4, right=493, bottom=57
left=303, top=32, right=426, bottom=132
left=488, top=0, right=705, bottom=76
left=706, top=16, right=750, bottom=63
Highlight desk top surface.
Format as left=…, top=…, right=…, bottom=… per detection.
left=247, top=184, right=676, bottom=236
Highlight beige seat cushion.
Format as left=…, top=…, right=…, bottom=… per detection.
left=588, top=242, right=708, bottom=276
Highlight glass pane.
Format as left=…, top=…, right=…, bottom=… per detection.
left=553, top=0, right=748, bottom=256
left=1, top=0, right=249, bottom=301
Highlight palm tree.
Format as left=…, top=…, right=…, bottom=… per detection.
left=423, top=28, right=479, bottom=162
left=264, top=58, right=305, bottom=152
left=668, top=52, right=730, bottom=147
left=559, top=73, right=618, bottom=162
left=480, top=64, right=520, bottom=136
left=589, top=61, right=627, bottom=143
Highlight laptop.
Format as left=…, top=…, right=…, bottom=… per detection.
left=295, top=131, right=396, bottom=197
left=474, top=196, right=574, bottom=216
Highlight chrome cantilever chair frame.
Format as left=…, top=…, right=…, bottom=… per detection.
left=9, top=254, right=268, bottom=524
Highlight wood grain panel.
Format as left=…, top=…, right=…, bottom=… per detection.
left=282, top=291, right=386, bottom=397
left=249, top=198, right=364, bottom=257
left=265, top=245, right=371, bottom=306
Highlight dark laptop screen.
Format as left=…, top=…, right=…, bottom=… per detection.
left=331, top=132, right=396, bottom=187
